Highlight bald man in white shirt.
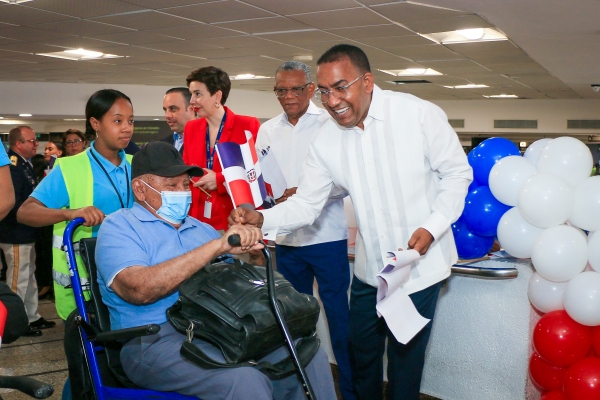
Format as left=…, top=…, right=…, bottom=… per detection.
left=231, top=44, right=472, bottom=400
left=256, top=61, right=354, bottom=400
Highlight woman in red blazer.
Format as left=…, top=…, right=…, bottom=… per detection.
left=183, top=66, right=260, bottom=231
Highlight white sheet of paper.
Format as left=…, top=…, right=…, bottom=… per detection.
left=376, top=249, right=431, bottom=344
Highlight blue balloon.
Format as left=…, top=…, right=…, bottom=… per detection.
left=469, top=138, right=520, bottom=186
left=462, top=186, right=511, bottom=237
left=452, top=217, right=495, bottom=259
left=467, top=179, right=482, bottom=193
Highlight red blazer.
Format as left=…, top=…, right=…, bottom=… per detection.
left=183, top=107, right=260, bottom=231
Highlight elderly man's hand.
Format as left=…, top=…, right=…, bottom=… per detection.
left=228, top=207, right=264, bottom=227
left=407, top=228, right=434, bottom=255
left=221, top=224, right=264, bottom=254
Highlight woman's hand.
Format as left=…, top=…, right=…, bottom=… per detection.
left=192, top=169, right=217, bottom=191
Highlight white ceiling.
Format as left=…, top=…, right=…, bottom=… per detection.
left=0, top=0, right=598, bottom=101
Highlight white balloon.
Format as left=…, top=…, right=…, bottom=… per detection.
left=588, top=231, right=600, bottom=272
left=517, top=173, right=574, bottom=228
left=563, top=271, right=600, bottom=326
left=537, top=136, right=593, bottom=187
left=528, top=272, right=567, bottom=313
left=569, top=176, right=600, bottom=231
left=524, top=138, right=552, bottom=166
left=531, top=225, right=588, bottom=282
left=497, top=207, right=544, bottom=258
left=489, top=156, right=537, bottom=206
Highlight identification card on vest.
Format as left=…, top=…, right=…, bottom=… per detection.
left=204, top=201, right=212, bottom=219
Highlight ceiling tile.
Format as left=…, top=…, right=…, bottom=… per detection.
left=0, top=5, right=75, bottom=26
left=0, top=26, right=69, bottom=42
left=39, top=36, right=131, bottom=50
left=145, top=24, right=242, bottom=40
left=22, top=0, right=145, bottom=19
left=92, top=10, right=196, bottom=31
left=403, top=14, right=495, bottom=35
left=445, top=41, right=521, bottom=58
left=86, top=31, right=178, bottom=46
left=325, top=24, right=413, bottom=39
left=254, top=30, right=340, bottom=45
left=137, top=40, right=221, bottom=53
left=161, top=1, right=275, bottom=24
left=122, top=0, right=216, bottom=10
left=289, top=8, right=390, bottom=30
left=357, top=35, right=433, bottom=48
left=387, top=44, right=464, bottom=62
left=197, top=35, right=276, bottom=48
left=370, top=3, right=467, bottom=24
left=215, top=17, right=313, bottom=34
left=421, top=59, right=493, bottom=75
left=241, top=0, right=359, bottom=15
left=34, top=20, right=134, bottom=36
left=0, top=42, right=65, bottom=54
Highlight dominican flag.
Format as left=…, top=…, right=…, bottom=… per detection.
left=216, top=131, right=275, bottom=210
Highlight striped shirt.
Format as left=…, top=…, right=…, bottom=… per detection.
left=260, top=85, right=472, bottom=293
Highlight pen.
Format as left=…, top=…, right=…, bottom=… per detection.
left=189, top=178, right=212, bottom=198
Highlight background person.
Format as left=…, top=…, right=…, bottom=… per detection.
left=0, top=144, right=15, bottom=221
left=231, top=44, right=472, bottom=400
left=17, top=89, right=135, bottom=321
left=183, top=66, right=260, bottom=231
left=256, top=60, right=355, bottom=399
left=44, top=140, right=64, bottom=164
left=161, top=87, right=194, bottom=155
left=0, top=126, right=56, bottom=336
left=63, top=129, right=86, bottom=157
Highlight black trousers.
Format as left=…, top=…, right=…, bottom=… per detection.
left=34, top=225, right=53, bottom=288
left=348, top=277, right=442, bottom=400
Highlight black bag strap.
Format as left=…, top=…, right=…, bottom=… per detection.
left=180, top=333, right=320, bottom=380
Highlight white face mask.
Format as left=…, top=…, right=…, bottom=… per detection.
left=142, top=180, right=191, bottom=224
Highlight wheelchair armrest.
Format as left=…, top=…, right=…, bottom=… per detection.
left=0, top=375, right=54, bottom=399
left=92, top=324, right=161, bottom=343
left=74, top=314, right=160, bottom=342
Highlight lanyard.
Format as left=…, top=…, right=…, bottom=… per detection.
left=90, top=150, right=130, bottom=209
left=206, top=112, right=227, bottom=170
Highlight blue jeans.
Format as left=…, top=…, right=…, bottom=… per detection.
left=276, top=239, right=355, bottom=400
left=348, top=278, right=442, bottom=400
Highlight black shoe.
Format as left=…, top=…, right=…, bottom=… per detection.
left=22, top=325, right=43, bottom=337
left=29, top=317, right=56, bottom=330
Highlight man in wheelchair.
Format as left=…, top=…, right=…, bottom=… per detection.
left=95, top=142, right=336, bottom=400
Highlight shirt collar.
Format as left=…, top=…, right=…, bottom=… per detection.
left=130, top=202, right=198, bottom=232
left=278, top=100, right=322, bottom=126
left=367, top=84, right=385, bottom=122
left=89, top=141, right=128, bottom=172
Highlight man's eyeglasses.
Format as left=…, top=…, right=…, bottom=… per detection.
left=19, top=139, right=38, bottom=145
left=315, top=74, right=365, bottom=103
left=65, top=139, right=83, bottom=146
left=273, top=82, right=312, bottom=98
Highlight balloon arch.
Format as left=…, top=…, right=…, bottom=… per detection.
left=453, top=136, right=600, bottom=399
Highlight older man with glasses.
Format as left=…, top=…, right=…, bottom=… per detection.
left=231, top=44, right=473, bottom=400
left=0, top=126, right=56, bottom=336
left=256, top=61, right=354, bottom=399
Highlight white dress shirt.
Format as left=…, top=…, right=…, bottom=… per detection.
left=173, top=132, right=183, bottom=151
left=256, top=101, right=347, bottom=246
left=260, top=85, right=473, bottom=293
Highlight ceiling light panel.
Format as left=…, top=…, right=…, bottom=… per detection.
left=379, top=68, right=443, bottom=76
left=422, top=28, right=508, bottom=44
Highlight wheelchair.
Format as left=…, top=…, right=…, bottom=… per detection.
left=62, top=218, right=315, bottom=400
left=62, top=218, right=195, bottom=400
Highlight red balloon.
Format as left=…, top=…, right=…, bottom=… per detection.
left=541, top=391, right=567, bottom=400
left=533, top=310, right=592, bottom=367
left=592, top=326, right=600, bottom=356
left=564, top=357, right=600, bottom=400
left=530, top=352, right=567, bottom=391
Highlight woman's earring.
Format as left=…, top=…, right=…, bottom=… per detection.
left=95, top=131, right=100, bottom=138
left=215, top=103, right=220, bottom=108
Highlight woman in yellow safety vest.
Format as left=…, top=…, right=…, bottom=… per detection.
left=18, top=89, right=135, bottom=321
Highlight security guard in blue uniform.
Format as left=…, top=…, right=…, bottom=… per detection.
left=0, top=126, right=55, bottom=336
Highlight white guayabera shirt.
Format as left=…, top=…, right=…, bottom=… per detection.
left=256, top=100, right=347, bottom=247
left=260, top=85, right=473, bottom=294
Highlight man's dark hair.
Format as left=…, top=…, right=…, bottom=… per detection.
left=317, top=44, right=371, bottom=74
left=165, top=87, right=192, bottom=107
left=186, top=66, right=231, bottom=105
left=85, top=89, right=132, bottom=138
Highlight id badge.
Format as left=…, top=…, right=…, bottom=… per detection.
left=204, top=201, right=212, bottom=219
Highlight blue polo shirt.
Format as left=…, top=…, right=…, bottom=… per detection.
left=96, top=203, right=221, bottom=330
left=0, top=145, right=9, bottom=167
left=31, top=141, right=133, bottom=236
